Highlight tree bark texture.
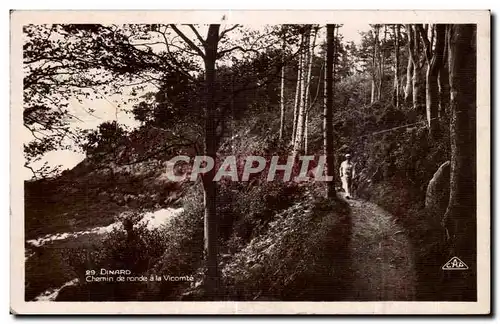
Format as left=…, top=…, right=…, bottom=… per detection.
left=442, top=24, right=477, bottom=301
left=324, top=24, right=336, bottom=198
left=202, top=24, right=220, bottom=298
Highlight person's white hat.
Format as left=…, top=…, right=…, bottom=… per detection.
left=345, top=153, right=351, bottom=158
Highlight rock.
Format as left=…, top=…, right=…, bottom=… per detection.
left=425, top=161, right=451, bottom=218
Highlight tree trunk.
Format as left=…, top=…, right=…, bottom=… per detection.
left=324, top=24, right=336, bottom=198
left=378, top=25, right=387, bottom=101
left=413, top=64, right=426, bottom=114
left=333, top=25, right=338, bottom=93
left=427, top=25, right=446, bottom=138
left=376, top=26, right=382, bottom=101
left=302, top=26, right=316, bottom=143
left=404, top=34, right=413, bottom=104
left=279, top=40, right=286, bottom=141
left=418, top=24, right=445, bottom=138
left=393, top=24, right=400, bottom=109
left=322, top=49, right=327, bottom=141
left=371, top=26, right=380, bottom=103
left=304, top=26, right=318, bottom=111
left=370, top=79, right=376, bottom=103
left=323, top=44, right=327, bottom=149
left=442, top=24, right=476, bottom=301
left=416, top=35, right=427, bottom=115
left=438, top=30, right=450, bottom=118
left=304, top=111, right=309, bottom=155
left=408, top=24, right=426, bottom=114
left=430, top=24, right=434, bottom=49
left=293, top=26, right=311, bottom=155
left=302, top=26, right=318, bottom=155
left=292, top=40, right=303, bottom=144
left=370, top=26, right=378, bottom=104
left=202, top=24, right=220, bottom=298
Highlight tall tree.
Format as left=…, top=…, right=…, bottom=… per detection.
left=168, top=23, right=302, bottom=297
left=333, top=26, right=339, bottom=109
left=202, top=24, right=221, bottom=298
left=293, top=25, right=312, bottom=155
left=407, top=24, right=426, bottom=114
left=324, top=24, right=336, bottom=198
left=377, top=25, right=387, bottom=101
left=393, top=24, right=400, bottom=109
left=417, top=24, right=446, bottom=138
left=170, top=24, right=298, bottom=296
left=279, top=33, right=286, bottom=141
left=303, top=26, right=319, bottom=154
left=169, top=24, right=222, bottom=297
left=370, top=25, right=381, bottom=103
left=438, top=29, right=450, bottom=118
left=404, top=26, right=414, bottom=104
left=442, top=24, right=477, bottom=299
left=304, top=26, right=317, bottom=112
left=292, top=34, right=304, bottom=144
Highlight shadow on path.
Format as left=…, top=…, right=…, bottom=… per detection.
left=342, top=194, right=417, bottom=301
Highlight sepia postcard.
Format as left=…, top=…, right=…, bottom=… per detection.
left=10, top=10, right=490, bottom=315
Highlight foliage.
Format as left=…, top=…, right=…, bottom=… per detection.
left=221, top=189, right=351, bottom=301
left=23, top=24, right=175, bottom=172
left=140, top=186, right=205, bottom=300
left=53, top=210, right=170, bottom=301
left=23, top=24, right=301, bottom=172
left=78, top=121, right=128, bottom=155
left=218, top=179, right=305, bottom=246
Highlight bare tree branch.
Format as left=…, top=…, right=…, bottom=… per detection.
left=169, top=24, right=205, bottom=58
left=132, top=41, right=168, bottom=47
left=24, top=124, right=44, bottom=141
left=217, top=46, right=260, bottom=59
left=188, top=24, right=207, bottom=47
left=146, top=30, right=198, bottom=82
left=163, top=39, right=201, bottom=56
left=219, top=24, right=241, bottom=40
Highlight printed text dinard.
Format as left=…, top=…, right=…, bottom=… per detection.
left=166, top=155, right=334, bottom=182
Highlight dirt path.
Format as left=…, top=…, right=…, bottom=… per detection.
left=344, top=195, right=417, bottom=301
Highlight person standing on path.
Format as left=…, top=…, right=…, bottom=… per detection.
left=339, top=153, right=355, bottom=199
